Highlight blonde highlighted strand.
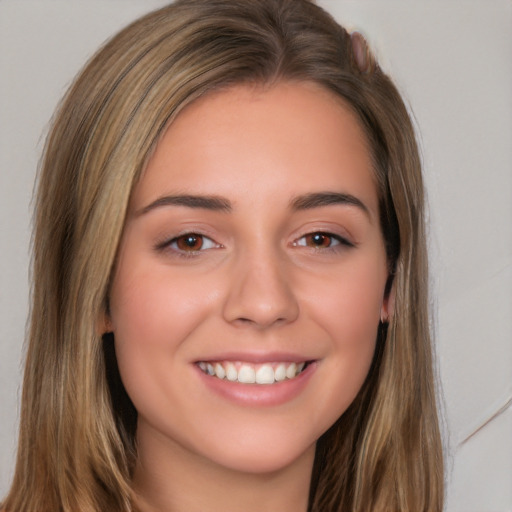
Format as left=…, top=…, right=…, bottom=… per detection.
left=3, top=1, right=443, bottom=511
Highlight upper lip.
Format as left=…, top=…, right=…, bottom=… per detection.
left=193, top=351, right=317, bottom=364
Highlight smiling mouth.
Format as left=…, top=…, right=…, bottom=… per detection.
left=197, top=361, right=310, bottom=385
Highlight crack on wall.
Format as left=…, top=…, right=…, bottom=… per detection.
left=459, top=393, right=512, bottom=446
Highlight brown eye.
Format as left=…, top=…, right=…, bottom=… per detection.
left=169, top=233, right=220, bottom=253
left=294, top=232, right=352, bottom=250
left=157, top=232, right=220, bottom=256
left=304, top=233, right=334, bottom=248
left=175, top=234, right=204, bottom=251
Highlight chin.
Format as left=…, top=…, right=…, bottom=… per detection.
left=209, top=442, right=316, bottom=476
left=185, top=421, right=319, bottom=476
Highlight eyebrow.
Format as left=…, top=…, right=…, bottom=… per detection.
left=290, top=192, right=370, bottom=217
left=137, top=191, right=369, bottom=218
left=138, top=194, right=232, bottom=215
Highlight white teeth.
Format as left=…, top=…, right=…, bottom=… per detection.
left=198, top=360, right=308, bottom=384
left=274, top=364, right=286, bottom=382
left=238, top=365, right=256, bottom=384
left=225, top=362, right=238, bottom=381
left=214, top=363, right=226, bottom=380
left=285, top=362, right=297, bottom=379
left=255, top=365, right=274, bottom=384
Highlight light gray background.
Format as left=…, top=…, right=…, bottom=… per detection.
left=1, top=1, right=511, bottom=510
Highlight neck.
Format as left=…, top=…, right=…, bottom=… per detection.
left=132, top=425, right=315, bottom=512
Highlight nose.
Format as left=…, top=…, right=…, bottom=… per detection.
left=222, top=248, right=300, bottom=329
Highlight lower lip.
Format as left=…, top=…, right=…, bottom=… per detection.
left=195, top=363, right=316, bottom=407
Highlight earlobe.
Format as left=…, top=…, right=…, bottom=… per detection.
left=380, top=275, right=396, bottom=323
left=96, top=295, right=114, bottom=335
left=97, top=311, right=113, bottom=336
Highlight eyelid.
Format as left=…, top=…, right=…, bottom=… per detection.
left=293, top=231, right=354, bottom=249
left=155, top=231, right=222, bottom=255
left=171, top=234, right=218, bottom=251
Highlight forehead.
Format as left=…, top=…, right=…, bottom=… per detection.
left=133, top=81, right=378, bottom=217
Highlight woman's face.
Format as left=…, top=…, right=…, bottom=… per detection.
left=107, top=81, right=391, bottom=475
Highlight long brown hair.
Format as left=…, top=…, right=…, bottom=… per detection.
left=3, top=1, right=443, bottom=510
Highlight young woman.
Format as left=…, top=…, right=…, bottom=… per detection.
left=2, top=0, right=444, bottom=510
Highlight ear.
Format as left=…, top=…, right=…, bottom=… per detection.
left=350, top=31, right=375, bottom=74
left=96, top=309, right=113, bottom=336
left=380, top=275, right=396, bottom=324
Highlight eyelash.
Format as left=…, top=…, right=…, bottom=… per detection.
left=156, top=230, right=353, bottom=258
left=156, top=233, right=221, bottom=258
left=293, top=232, right=354, bottom=251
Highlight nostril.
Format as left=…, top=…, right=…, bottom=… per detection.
left=233, top=315, right=288, bottom=328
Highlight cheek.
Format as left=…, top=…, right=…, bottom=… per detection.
left=111, top=262, right=216, bottom=337
left=300, top=257, right=386, bottom=414
left=329, top=263, right=384, bottom=367
left=108, top=264, right=218, bottom=395
left=305, top=254, right=386, bottom=339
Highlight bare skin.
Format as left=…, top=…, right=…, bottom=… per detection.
left=133, top=435, right=314, bottom=512
left=107, top=81, right=390, bottom=511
